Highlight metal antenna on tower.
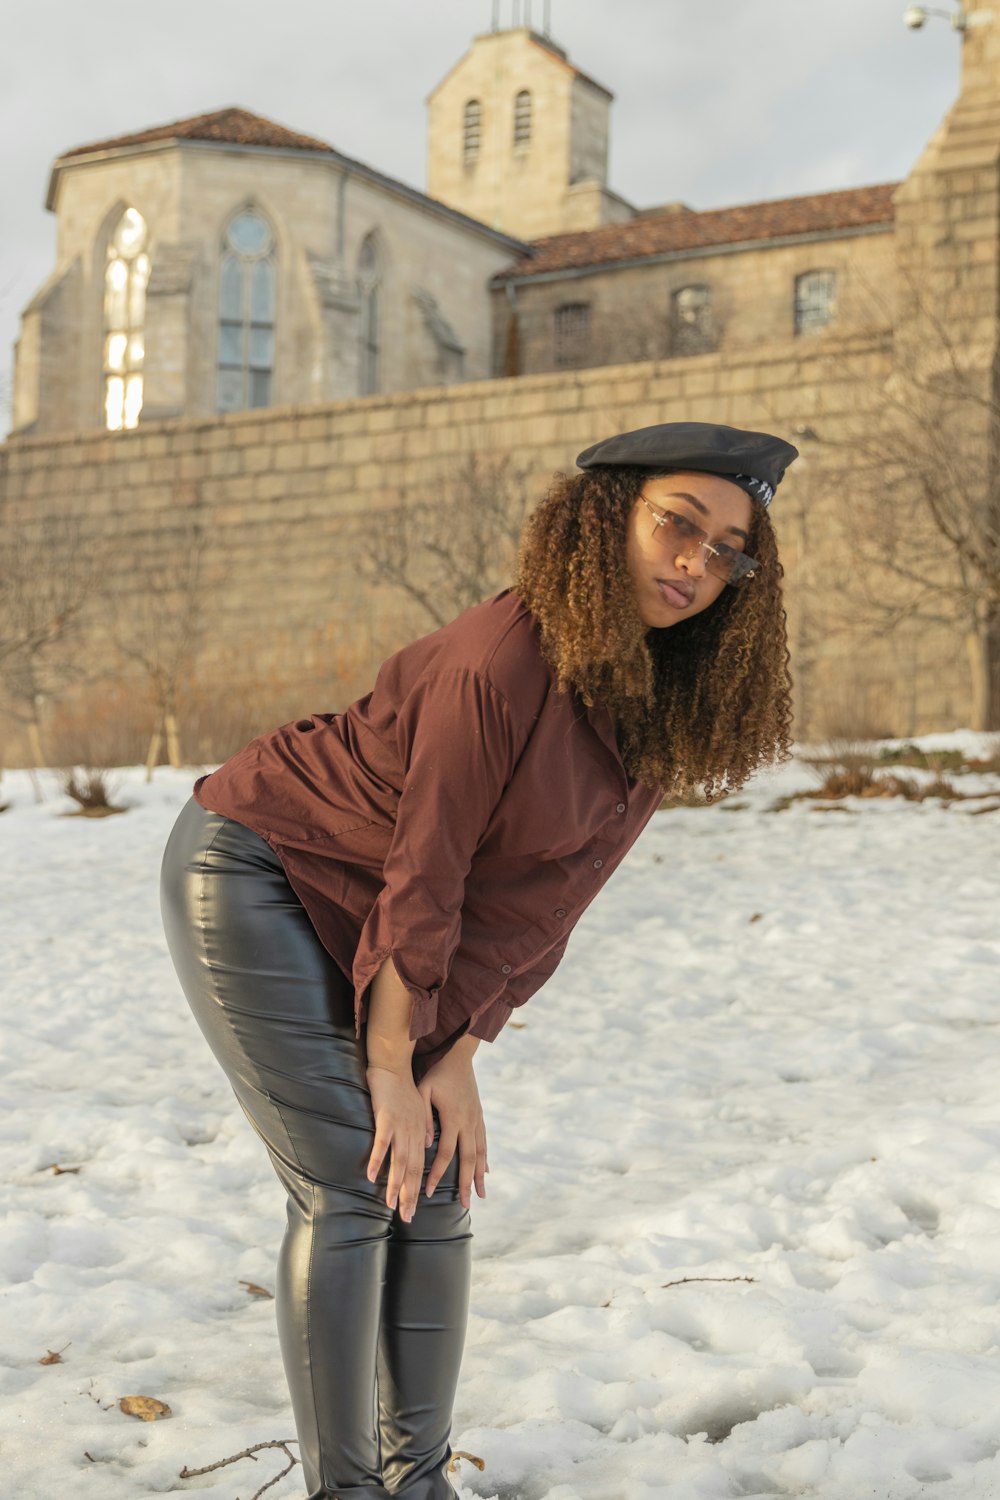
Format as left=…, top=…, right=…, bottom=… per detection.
left=543, top=0, right=551, bottom=34
left=525, top=0, right=532, bottom=27
left=512, top=0, right=520, bottom=26
left=491, top=0, right=499, bottom=29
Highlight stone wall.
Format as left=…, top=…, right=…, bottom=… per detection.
left=0, top=337, right=972, bottom=770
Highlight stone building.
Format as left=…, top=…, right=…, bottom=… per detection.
left=491, top=184, right=898, bottom=376
left=12, top=108, right=525, bottom=436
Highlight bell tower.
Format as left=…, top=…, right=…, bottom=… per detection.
left=426, top=3, right=633, bottom=240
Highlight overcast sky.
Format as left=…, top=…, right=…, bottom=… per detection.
left=0, top=0, right=965, bottom=438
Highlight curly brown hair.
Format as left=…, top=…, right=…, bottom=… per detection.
left=515, top=465, right=793, bottom=797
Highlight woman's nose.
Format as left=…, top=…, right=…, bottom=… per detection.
left=675, top=546, right=709, bottom=579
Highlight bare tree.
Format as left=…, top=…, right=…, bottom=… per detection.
left=0, top=508, right=110, bottom=797
left=804, top=294, right=1000, bottom=729
left=362, top=451, right=533, bottom=629
left=107, top=488, right=225, bottom=779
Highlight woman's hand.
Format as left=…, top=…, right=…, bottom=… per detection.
left=417, top=1046, right=489, bottom=1209
left=365, top=1064, right=430, bottom=1222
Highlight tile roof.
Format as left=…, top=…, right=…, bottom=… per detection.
left=60, top=107, right=334, bottom=161
left=494, top=182, right=899, bottom=281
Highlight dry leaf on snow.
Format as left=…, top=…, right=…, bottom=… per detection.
left=119, top=1396, right=171, bottom=1422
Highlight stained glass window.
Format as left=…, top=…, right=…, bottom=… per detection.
left=103, top=208, right=149, bottom=431
left=217, top=209, right=276, bottom=412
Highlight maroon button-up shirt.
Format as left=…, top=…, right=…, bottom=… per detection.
left=193, top=589, right=663, bottom=1081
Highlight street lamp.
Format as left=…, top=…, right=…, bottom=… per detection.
left=904, top=4, right=997, bottom=27
left=903, top=4, right=966, bottom=27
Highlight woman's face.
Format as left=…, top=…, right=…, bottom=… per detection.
left=624, top=470, right=754, bottom=629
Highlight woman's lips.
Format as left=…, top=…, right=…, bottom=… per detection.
left=656, top=578, right=694, bottom=608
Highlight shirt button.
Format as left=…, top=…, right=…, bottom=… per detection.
left=555, top=907, right=567, bottom=918
left=616, top=802, right=626, bottom=814
left=500, top=963, right=512, bottom=975
left=593, top=858, right=604, bottom=869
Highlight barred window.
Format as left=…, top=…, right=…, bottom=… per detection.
left=553, top=302, right=591, bottom=368
left=358, top=232, right=381, bottom=397
left=671, top=284, right=713, bottom=355
left=463, top=99, right=482, bottom=164
left=217, top=209, right=276, bottom=412
left=103, top=207, right=150, bottom=431
left=794, top=270, right=837, bottom=335
left=513, top=90, right=532, bottom=150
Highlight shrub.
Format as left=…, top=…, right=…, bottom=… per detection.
left=59, top=767, right=126, bottom=817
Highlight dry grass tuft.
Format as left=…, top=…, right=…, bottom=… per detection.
left=59, top=767, right=127, bottom=817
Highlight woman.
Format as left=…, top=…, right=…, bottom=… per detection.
left=160, top=419, right=798, bottom=1499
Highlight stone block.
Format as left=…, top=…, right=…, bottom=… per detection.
left=274, top=445, right=307, bottom=472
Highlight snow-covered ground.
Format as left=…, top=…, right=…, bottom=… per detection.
left=2, top=736, right=1000, bottom=1500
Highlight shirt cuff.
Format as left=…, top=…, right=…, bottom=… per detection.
left=467, top=996, right=514, bottom=1043
left=352, top=943, right=440, bottom=1042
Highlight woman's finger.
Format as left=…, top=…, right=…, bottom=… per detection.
left=367, top=1129, right=390, bottom=1184
left=457, top=1127, right=477, bottom=1210
left=425, top=1130, right=458, bottom=1199
left=401, top=1155, right=423, bottom=1218
left=386, top=1140, right=409, bottom=1211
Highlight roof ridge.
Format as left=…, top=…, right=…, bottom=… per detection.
left=60, top=106, right=334, bottom=161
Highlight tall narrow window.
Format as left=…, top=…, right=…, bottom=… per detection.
left=358, top=233, right=381, bottom=396
left=103, top=207, right=150, bottom=431
left=463, top=99, right=482, bottom=165
left=671, top=285, right=713, bottom=355
left=513, top=90, right=532, bottom=151
left=794, top=270, right=837, bottom=334
left=553, top=302, right=591, bottom=368
left=217, top=209, right=276, bottom=412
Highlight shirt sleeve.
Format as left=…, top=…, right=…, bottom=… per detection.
left=352, top=666, right=522, bottom=1041
left=466, top=933, right=573, bottom=1042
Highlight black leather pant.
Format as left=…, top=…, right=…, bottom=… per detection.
left=159, top=796, right=471, bottom=1499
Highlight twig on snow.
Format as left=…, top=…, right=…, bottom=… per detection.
left=179, top=1438, right=300, bottom=1499
left=660, top=1274, right=756, bottom=1288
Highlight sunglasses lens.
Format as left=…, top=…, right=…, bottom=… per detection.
left=655, top=511, right=758, bottom=587
left=717, top=552, right=758, bottom=586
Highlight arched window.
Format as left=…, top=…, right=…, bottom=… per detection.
left=513, top=90, right=532, bottom=150
left=463, top=99, right=482, bottom=165
left=553, top=302, right=590, bottom=368
left=357, top=233, right=381, bottom=396
left=217, top=209, right=276, bottom=412
left=103, top=207, right=150, bottom=431
left=794, top=270, right=837, bottom=335
left=671, top=284, right=713, bottom=355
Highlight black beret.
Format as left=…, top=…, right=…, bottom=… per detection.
left=576, top=421, right=799, bottom=508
